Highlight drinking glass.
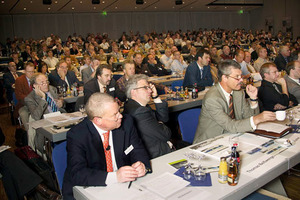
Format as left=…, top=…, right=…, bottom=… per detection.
left=287, top=110, right=294, bottom=125
left=183, top=163, right=194, bottom=180
left=79, top=104, right=85, bottom=115
left=194, top=165, right=206, bottom=181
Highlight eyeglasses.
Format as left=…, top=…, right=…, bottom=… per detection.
left=36, top=81, right=49, bottom=85
left=227, top=75, right=243, bottom=81
left=133, top=86, right=151, bottom=90
left=268, top=70, right=279, bottom=74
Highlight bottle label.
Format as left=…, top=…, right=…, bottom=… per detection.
left=218, top=174, right=228, bottom=183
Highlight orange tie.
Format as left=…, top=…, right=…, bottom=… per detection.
left=103, top=86, right=107, bottom=93
left=13, top=72, right=18, bottom=80
left=103, top=131, right=113, bottom=172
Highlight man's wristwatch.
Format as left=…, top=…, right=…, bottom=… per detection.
left=250, top=98, right=258, bottom=101
left=152, top=95, right=159, bottom=99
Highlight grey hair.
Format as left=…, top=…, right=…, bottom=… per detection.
left=217, top=60, right=241, bottom=81
left=125, top=74, right=149, bottom=98
left=30, top=73, right=46, bottom=86
left=85, top=93, right=116, bottom=120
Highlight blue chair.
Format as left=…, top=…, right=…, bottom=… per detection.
left=178, top=108, right=201, bottom=144
left=52, top=141, right=67, bottom=192
left=171, top=80, right=183, bottom=91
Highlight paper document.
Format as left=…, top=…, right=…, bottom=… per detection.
left=139, top=172, right=190, bottom=198
left=256, top=122, right=289, bottom=133
left=0, top=145, right=10, bottom=153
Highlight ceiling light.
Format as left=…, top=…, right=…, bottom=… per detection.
left=80, top=1, right=82, bottom=3
left=135, top=6, right=137, bottom=9
left=207, top=7, right=210, bottom=8
left=48, top=7, right=50, bottom=10
left=175, top=0, right=182, bottom=5
left=154, top=6, right=157, bottom=9
left=225, top=7, right=227, bottom=9
left=24, top=7, right=27, bottom=10
left=136, top=0, right=144, bottom=4
left=1, top=1, right=4, bottom=3
left=30, top=1, right=33, bottom=3
left=93, top=6, right=96, bottom=9
left=92, top=0, right=100, bottom=4
left=72, top=7, right=75, bottom=10
left=55, top=1, right=57, bottom=3
left=102, top=1, right=105, bottom=3
left=191, top=7, right=193, bottom=8
left=115, top=6, right=117, bottom=9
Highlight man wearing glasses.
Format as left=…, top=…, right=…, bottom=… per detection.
left=123, top=74, right=173, bottom=159
left=84, top=64, right=126, bottom=103
left=25, top=73, right=65, bottom=150
left=63, top=93, right=150, bottom=199
left=193, top=60, right=276, bottom=143
left=258, top=62, right=298, bottom=111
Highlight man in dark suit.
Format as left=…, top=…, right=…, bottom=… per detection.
left=15, top=62, right=35, bottom=117
left=123, top=74, right=173, bottom=159
left=183, top=49, right=214, bottom=88
left=62, top=93, right=151, bottom=199
left=145, top=54, right=169, bottom=76
left=133, top=53, right=153, bottom=77
left=258, top=62, right=298, bottom=111
left=274, top=45, right=292, bottom=71
left=48, top=60, right=83, bottom=90
left=3, top=62, right=23, bottom=103
left=84, top=64, right=126, bottom=103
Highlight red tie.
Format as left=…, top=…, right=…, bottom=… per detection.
left=103, top=131, right=113, bottom=172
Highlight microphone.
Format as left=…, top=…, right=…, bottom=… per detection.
left=106, top=145, right=110, bottom=151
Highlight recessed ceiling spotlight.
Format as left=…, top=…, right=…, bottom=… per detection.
left=183, top=1, right=185, bottom=4
left=55, top=1, right=58, bottom=3
left=207, top=7, right=210, bottom=8
left=241, top=7, right=243, bottom=9
left=24, top=7, right=27, bottom=10
left=93, top=6, right=96, bottom=9
left=135, top=6, right=137, bottom=9
left=1, top=0, right=5, bottom=3
left=172, top=6, right=174, bottom=8
left=102, top=1, right=105, bottom=3
left=115, top=6, right=117, bottom=9
left=154, top=6, right=157, bottom=9
left=191, top=7, right=193, bottom=8
left=48, top=7, right=51, bottom=10
left=72, top=7, right=75, bottom=10
left=144, top=1, right=146, bottom=3
left=225, top=7, right=227, bottom=9
left=80, top=1, right=82, bottom=3
left=30, top=1, right=33, bottom=3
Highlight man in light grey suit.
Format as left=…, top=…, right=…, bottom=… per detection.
left=25, top=73, right=65, bottom=151
left=193, top=60, right=276, bottom=143
left=284, top=61, right=300, bottom=103
left=81, top=57, right=99, bottom=83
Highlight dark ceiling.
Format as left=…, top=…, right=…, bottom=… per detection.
left=0, top=0, right=264, bottom=14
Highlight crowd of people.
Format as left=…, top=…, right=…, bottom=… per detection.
left=1, top=28, right=300, bottom=199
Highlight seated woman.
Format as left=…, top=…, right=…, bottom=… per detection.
left=38, top=61, right=50, bottom=76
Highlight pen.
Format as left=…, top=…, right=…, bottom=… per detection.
left=128, top=181, right=132, bottom=189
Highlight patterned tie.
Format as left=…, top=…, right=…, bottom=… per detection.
left=229, top=94, right=235, bottom=119
left=103, top=86, right=107, bottom=93
left=103, top=131, right=113, bottom=172
left=45, top=93, right=58, bottom=112
left=272, top=83, right=281, bottom=94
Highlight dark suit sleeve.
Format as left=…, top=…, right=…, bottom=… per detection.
left=154, top=101, right=169, bottom=123
left=114, top=83, right=126, bottom=102
left=183, top=65, right=197, bottom=87
left=83, top=82, right=94, bottom=104
left=3, top=73, right=14, bottom=89
left=66, top=128, right=108, bottom=187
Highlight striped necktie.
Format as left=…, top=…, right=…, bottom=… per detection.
left=103, top=131, right=113, bottom=172
left=272, top=83, right=281, bottom=94
left=229, top=94, right=235, bottom=119
left=45, top=93, right=58, bottom=112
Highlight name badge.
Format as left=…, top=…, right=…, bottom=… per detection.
left=158, top=67, right=162, bottom=70
left=124, top=145, right=134, bottom=155
left=109, top=87, right=115, bottom=92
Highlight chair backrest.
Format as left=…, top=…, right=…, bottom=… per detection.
left=178, top=108, right=201, bottom=144
left=74, top=96, right=84, bottom=112
left=171, top=80, right=183, bottom=91
left=52, top=141, right=67, bottom=192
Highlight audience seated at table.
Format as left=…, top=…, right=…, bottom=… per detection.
left=233, top=49, right=251, bottom=77
left=15, top=62, right=35, bottom=117
left=170, top=51, right=188, bottom=74
left=220, top=45, right=232, bottom=60
left=123, top=74, right=173, bottom=159
left=274, top=45, right=292, bottom=71
left=159, top=48, right=173, bottom=69
left=3, top=62, right=23, bottom=103
left=37, top=61, right=50, bottom=76
left=25, top=73, right=65, bottom=151
left=84, top=64, right=126, bottom=103
left=48, top=60, right=83, bottom=91
left=81, top=57, right=99, bottom=83
left=183, top=49, right=214, bottom=88
left=254, top=47, right=269, bottom=72
left=258, top=62, right=298, bottom=112
left=145, top=54, right=169, bottom=76
left=42, top=50, right=59, bottom=69
left=284, top=61, right=300, bottom=103
left=193, top=60, right=276, bottom=143
left=63, top=93, right=151, bottom=199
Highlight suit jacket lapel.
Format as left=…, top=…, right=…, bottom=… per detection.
left=112, top=129, right=124, bottom=169
left=86, top=120, right=106, bottom=163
